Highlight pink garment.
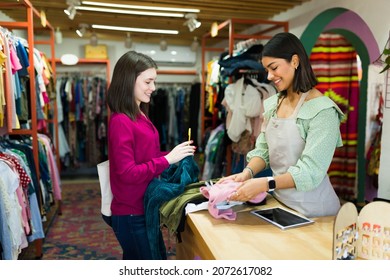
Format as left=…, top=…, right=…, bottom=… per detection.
left=42, top=91, right=50, bottom=104
left=200, top=179, right=267, bottom=220
left=38, top=134, right=62, bottom=200
left=9, top=43, right=22, bottom=74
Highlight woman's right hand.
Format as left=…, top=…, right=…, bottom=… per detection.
left=164, top=141, right=196, bottom=164
left=216, top=171, right=251, bottom=184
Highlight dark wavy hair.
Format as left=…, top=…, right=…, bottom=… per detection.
left=107, top=51, right=157, bottom=120
left=261, top=32, right=317, bottom=96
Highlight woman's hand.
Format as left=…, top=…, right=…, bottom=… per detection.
left=229, top=177, right=268, bottom=202
left=216, top=169, right=252, bottom=184
left=164, top=141, right=196, bottom=164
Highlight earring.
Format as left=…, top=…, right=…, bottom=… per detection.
left=295, top=65, right=298, bottom=70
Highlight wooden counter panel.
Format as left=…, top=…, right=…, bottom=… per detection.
left=176, top=196, right=335, bottom=260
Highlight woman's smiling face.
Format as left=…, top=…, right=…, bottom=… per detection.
left=134, top=67, right=157, bottom=105
left=262, top=56, right=296, bottom=92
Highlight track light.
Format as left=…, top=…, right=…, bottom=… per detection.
left=64, top=5, right=77, bottom=20
left=55, top=27, right=63, bottom=44
left=90, top=32, right=98, bottom=46
left=76, top=23, right=88, bottom=37
left=191, top=37, right=199, bottom=52
left=160, top=37, right=168, bottom=51
left=125, top=32, right=133, bottom=48
left=64, top=0, right=80, bottom=20
left=184, top=13, right=201, bottom=32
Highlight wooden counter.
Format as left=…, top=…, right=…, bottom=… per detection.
left=176, top=195, right=335, bottom=260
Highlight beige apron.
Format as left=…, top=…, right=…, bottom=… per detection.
left=265, top=91, right=340, bottom=217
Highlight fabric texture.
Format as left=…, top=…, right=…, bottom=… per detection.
left=200, top=179, right=267, bottom=220
left=144, top=156, right=199, bottom=260
left=160, top=181, right=207, bottom=235
left=310, top=33, right=359, bottom=200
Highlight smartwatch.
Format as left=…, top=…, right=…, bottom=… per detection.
left=267, top=177, right=276, bottom=192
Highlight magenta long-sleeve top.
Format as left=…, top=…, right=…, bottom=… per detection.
left=108, top=112, right=169, bottom=215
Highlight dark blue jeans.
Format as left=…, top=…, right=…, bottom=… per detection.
left=111, top=214, right=153, bottom=260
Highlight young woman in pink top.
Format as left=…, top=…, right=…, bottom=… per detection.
left=106, top=51, right=195, bottom=260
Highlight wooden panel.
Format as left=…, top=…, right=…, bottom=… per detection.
left=0, top=0, right=308, bottom=46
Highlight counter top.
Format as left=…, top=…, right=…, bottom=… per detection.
left=176, top=195, right=335, bottom=260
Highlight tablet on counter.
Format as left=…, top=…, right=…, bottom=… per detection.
left=251, top=207, right=314, bottom=230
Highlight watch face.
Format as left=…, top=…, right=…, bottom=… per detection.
left=269, top=179, right=276, bottom=190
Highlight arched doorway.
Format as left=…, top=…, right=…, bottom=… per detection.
left=300, top=8, right=381, bottom=204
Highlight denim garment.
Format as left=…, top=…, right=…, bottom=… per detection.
left=220, top=59, right=264, bottom=77
left=111, top=214, right=153, bottom=260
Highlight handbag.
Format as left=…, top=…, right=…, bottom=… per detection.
left=97, top=160, right=113, bottom=217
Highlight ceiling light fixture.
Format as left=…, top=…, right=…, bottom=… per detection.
left=64, top=5, right=77, bottom=20
left=92, top=24, right=179, bottom=35
left=211, top=22, right=219, bottom=37
left=64, top=0, right=80, bottom=20
left=90, top=32, right=98, bottom=46
left=55, top=27, right=63, bottom=44
left=76, top=23, right=88, bottom=37
left=60, top=54, right=79, bottom=65
left=76, top=6, right=184, bottom=18
left=184, top=13, right=201, bottom=32
left=191, top=37, right=199, bottom=52
left=125, top=32, right=133, bottom=49
left=81, top=1, right=200, bottom=13
left=160, top=37, right=168, bottom=51
left=40, top=10, right=47, bottom=27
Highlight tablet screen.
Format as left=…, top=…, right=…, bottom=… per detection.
left=251, top=207, right=314, bottom=230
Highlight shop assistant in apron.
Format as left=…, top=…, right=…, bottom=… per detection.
left=265, top=91, right=340, bottom=217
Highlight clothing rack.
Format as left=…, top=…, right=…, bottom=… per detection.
left=56, top=71, right=107, bottom=79
left=0, top=0, right=59, bottom=259
left=55, top=58, right=111, bottom=169
left=154, top=69, right=199, bottom=147
left=200, top=18, right=289, bottom=175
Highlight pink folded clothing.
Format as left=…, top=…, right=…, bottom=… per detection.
left=200, top=179, right=267, bottom=220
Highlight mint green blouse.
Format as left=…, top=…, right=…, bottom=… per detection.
left=247, top=93, right=345, bottom=192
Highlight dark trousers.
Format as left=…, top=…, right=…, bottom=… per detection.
left=111, top=214, right=153, bottom=260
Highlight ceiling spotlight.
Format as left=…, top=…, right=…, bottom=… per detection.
left=184, top=13, right=201, bottom=32
left=125, top=32, right=133, bottom=48
left=64, top=0, right=80, bottom=20
left=64, top=5, right=77, bottom=20
left=90, top=32, right=98, bottom=46
left=55, top=27, right=63, bottom=44
left=76, top=23, right=88, bottom=37
left=191, top=37, right=199, bottom=52
left=160, top=37, right=168, bottom=51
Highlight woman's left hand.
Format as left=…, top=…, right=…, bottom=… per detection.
left=229, top=177, right=268, bottom=202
